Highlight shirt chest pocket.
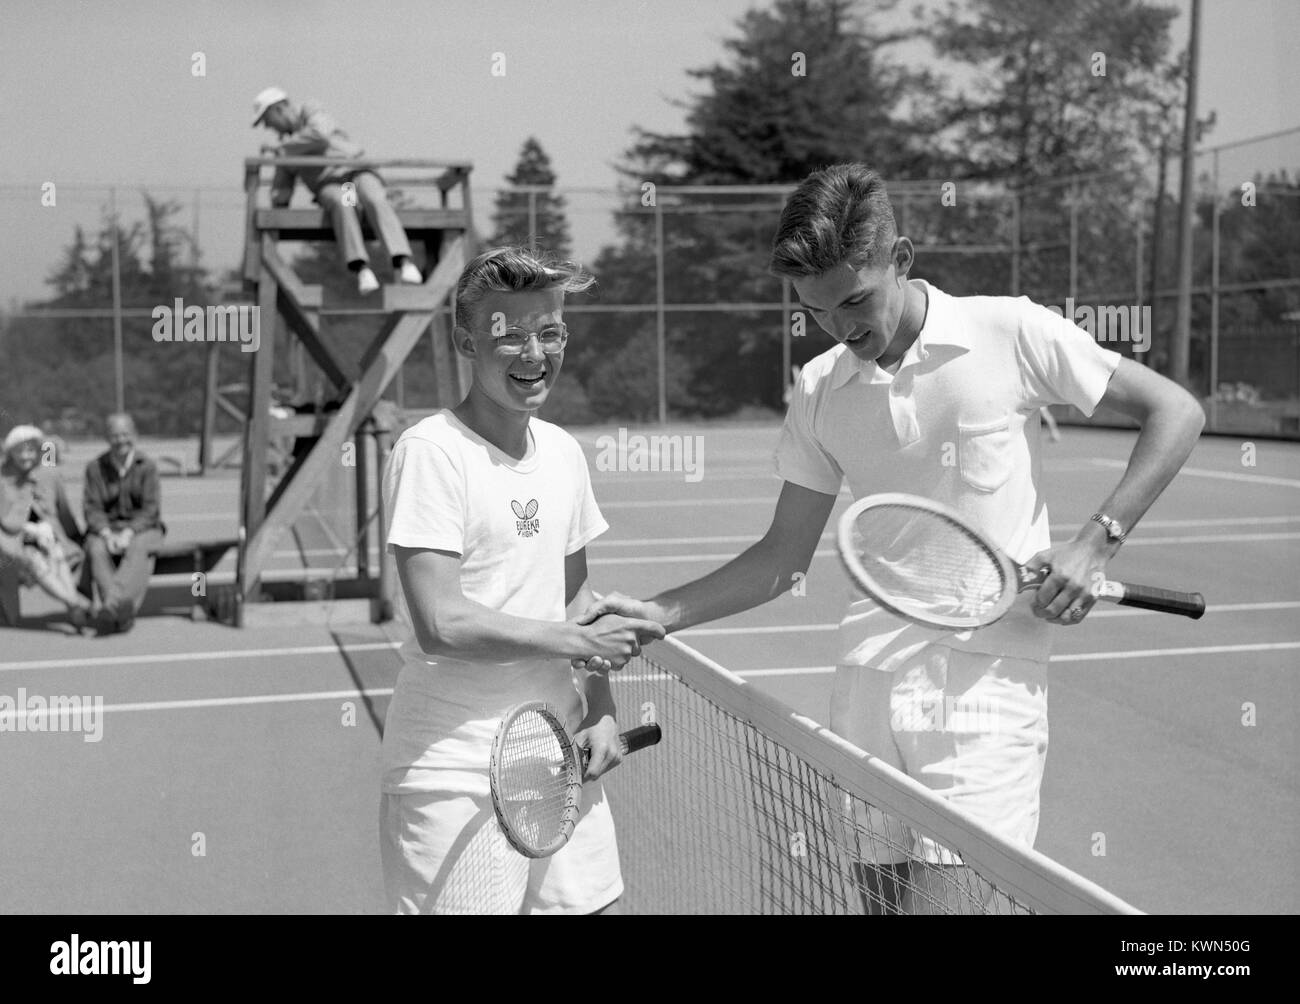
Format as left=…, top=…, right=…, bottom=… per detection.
left=957, top=415, right=1013, bottom=492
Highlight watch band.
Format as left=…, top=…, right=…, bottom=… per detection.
left=1090, top=512, right=1128, bottom=544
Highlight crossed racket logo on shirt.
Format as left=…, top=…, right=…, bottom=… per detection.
left=511, top=499, right=540, bottom=537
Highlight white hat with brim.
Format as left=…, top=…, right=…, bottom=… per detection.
left=2, top=424, right=44, bottom=455
left=252, top=86, right=289, bottom=126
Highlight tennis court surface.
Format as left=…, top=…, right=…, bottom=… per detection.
left=0, top=423, right=1296, bottom=913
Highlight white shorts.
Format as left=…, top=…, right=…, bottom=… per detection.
left=831, top=643, right=1049, bottom=865
left=379, top=773, right=623, bottom=915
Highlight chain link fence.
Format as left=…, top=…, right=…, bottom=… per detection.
left=2, top=126, right=1297, bottom=442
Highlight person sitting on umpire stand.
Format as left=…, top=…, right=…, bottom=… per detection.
left=252, top=86, right=425, bottom=296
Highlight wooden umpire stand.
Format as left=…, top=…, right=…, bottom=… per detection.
left=222, top=156, right=474, bottom=626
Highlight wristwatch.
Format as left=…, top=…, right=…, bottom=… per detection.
left=1090, top=513, right=1128, bottom=545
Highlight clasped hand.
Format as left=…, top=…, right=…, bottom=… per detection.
left=23, top=522, right=56, bottom=553
left=1025, top=537, right=1109, bottom=626
left=571, top=592, right=662, bottom=673
left=101, top=527, right=134, bottom=557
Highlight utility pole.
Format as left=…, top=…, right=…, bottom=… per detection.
left=1171, top=0, right=1201, bottom=388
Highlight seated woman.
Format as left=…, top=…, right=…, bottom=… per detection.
left=0, top=425, right=94, bottom=631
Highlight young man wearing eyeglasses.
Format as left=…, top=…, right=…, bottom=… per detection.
left=377, top=246, right=664, bottom=914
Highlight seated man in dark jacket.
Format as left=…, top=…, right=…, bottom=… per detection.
left=82, top=413, right=165, bottom=634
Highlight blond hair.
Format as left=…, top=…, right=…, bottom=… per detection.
left=454, top=247, right=594, bottom=330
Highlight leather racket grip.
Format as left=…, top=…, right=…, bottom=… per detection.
left=581, top=724, right=663, bottom=772
left=620, top=723, right=663, bottom=755
left=1114, top=583, right=1206, bottom=619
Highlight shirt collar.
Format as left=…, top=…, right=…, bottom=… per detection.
left=829, top=280, right=969, bottom=388
left=110, top=449, right=136, bottom=475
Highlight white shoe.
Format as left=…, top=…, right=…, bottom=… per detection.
left=356, top=267, right=380, bottom=295
left=398, top=261, right=423, bottom=284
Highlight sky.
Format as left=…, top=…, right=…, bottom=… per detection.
left=0, top=0, right=1296, bottom=309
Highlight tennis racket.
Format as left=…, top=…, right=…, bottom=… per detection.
left=837, top=493, right=1206, bottom=629
left=489, top=701, right=662, bottom=859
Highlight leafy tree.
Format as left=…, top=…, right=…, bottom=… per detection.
left=581, top=0, right=942, bottom=419
left=926, top=0, right=1188, bottom=366
left=0, top=195, right=214, bottom=437
left=928, top=0, right=1181, bottom=185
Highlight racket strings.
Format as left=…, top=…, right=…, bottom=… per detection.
left=851, top=505, right=1006, bottom=619
left=496, top=713, right=577, bottom=849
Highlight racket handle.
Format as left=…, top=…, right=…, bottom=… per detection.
left=581, top=724, right=663, bottom=772
left=1105, top=581, right=1206, bottom=619
left=620, top=723, right=663, bottom=755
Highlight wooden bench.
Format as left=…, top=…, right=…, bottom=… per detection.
left=150, top=538, right=241, bottom=621
left=0, top=555, right=21, bottom=627
left=1, top=537, right=244, bottom=628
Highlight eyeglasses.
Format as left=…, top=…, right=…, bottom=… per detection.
left=493, top=323, right=568, bottom=355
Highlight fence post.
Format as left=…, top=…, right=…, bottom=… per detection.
left=781, top=277, right=792, bottom=403
left=1068, top=185, right=1079, bottom=304
left=110, top=186, right=125, bottom=414
left=655, top=196, right=666, bottom=426
left=1210, top=149, right=1221, bottom=430
left=1010, top=192, right=1020, bottom=296
left=1134, top=202, right=1146, bottom=366
left=192, top=186, right=201, bottom=280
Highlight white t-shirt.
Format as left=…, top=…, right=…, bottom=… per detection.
left=380, top=410, right=608, bottom=792
left=776, top=280, right=1122, bottom=671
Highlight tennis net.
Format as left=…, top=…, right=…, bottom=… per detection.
left=603, top=636, right=1139, bottom=915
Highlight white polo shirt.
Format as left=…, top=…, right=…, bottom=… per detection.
left=776, top=279, right=1121, bottom=670
left=380, top=410, right=608, bottom=791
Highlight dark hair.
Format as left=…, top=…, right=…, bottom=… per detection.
left=769, top=164, right=898, bottom=278
left=454, top=246, right=595, bottom=330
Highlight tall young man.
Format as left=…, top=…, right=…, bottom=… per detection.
left=379, top=247, right=664, bottom=914
left=581, top=164, right=1205, bottom=911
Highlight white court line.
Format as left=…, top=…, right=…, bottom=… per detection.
left=679, top=624, right=837, bottom=637
left=151, top=511, right=1300, bottom=544
left=590, top=532, right=1300, bottom=565
left=4, top=601, right=1295, bottom=676
left=8, top=687, right=398, bottom=723
left=588, top=461, right=1104, bottom=485
left=20, top=639, right=1295, bottom=714
left=1050, top=641, right=1300, bottom=662
left=593, top=516, right=1300, bottom=550
left=675, top=600, right=1300, bottom=637
left=1116, top=531, right=1300, bottom=545
left=737, top=641, right=1300, bottom=677
left=0, top=641, right=400, bottom=673
left=1094, top=458, right=1300, bottom=489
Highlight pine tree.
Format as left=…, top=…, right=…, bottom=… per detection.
left=489, top=137, right=573, bottom=258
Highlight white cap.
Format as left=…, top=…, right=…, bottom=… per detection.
left=252, top=86, right=288, bottom=126
left=2, top=424, right=44, bottom=454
